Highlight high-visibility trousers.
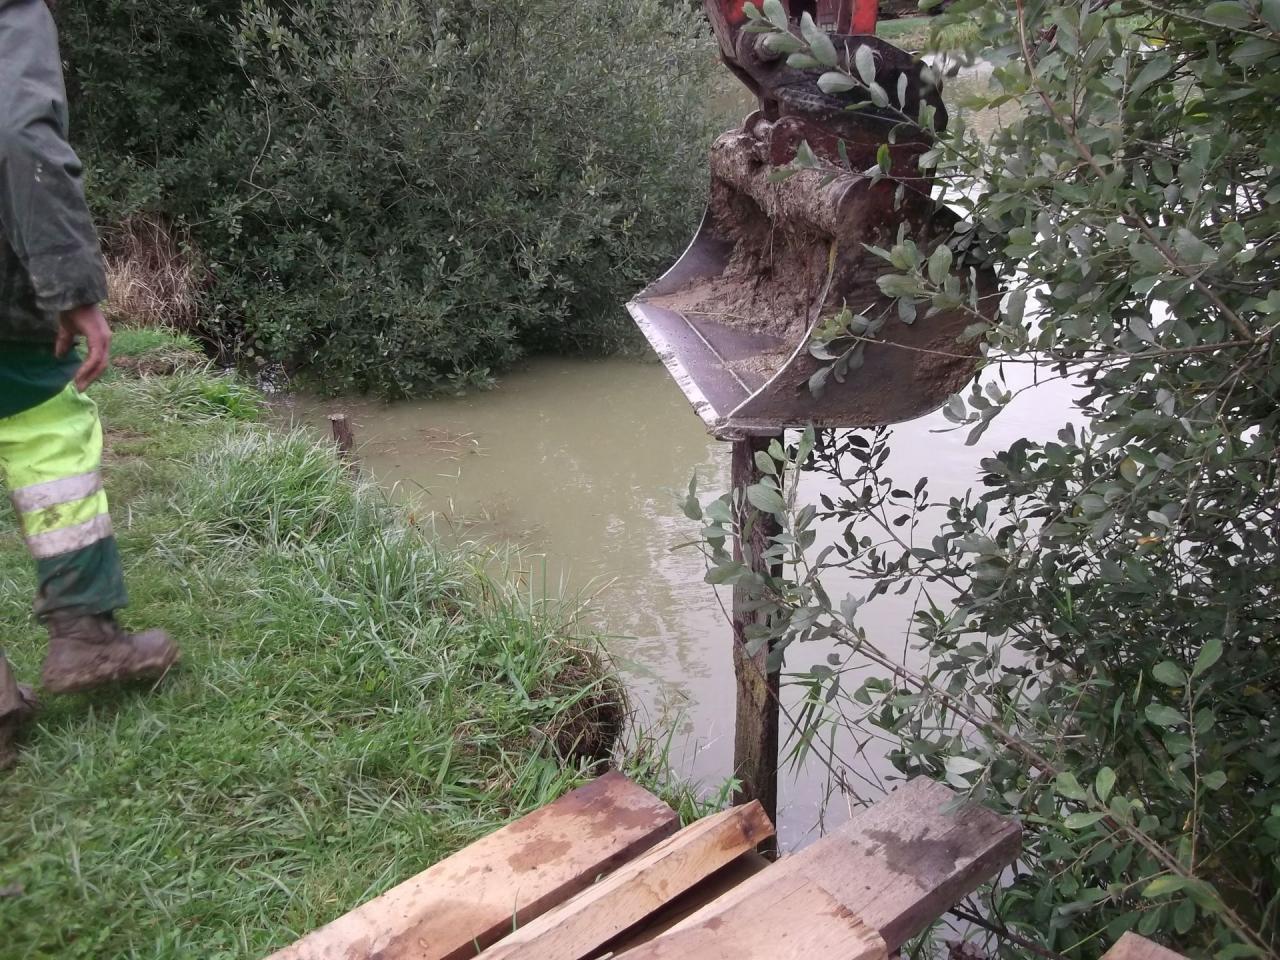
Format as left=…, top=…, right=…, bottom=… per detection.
left=0, top=383, right=127, bottom=618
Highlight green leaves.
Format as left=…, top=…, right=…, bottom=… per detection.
left=677, top=0, right=1280, bottom=951
left=799, top=12, right=838, bottom=68
left=746, top=482, right=786, bottom=515
left=1202, top=770, right=1227, bottom=790
left=763, top=31, right=805, bottom=55
left=1192, top=637, right=1223, bottom=678
left=1056, top=771, right=1089, bottom=801
left=705, top=561, right=747, bottom=585
left=854, top=45, right=877, bottom=86
left=876, top=142, right=892, bottom=175
left=680, top=474, right=702, bottom=522
left=818, top=72, right=857, bottom=94
left=1063, top=811, right=1108, bottom=830
left=1004, top=288, right=1027, bottom=326
left=1263, top=0, right=1280, bottom=31
left=927, top=243, right=953, bottom=284
left=1142, top=875, right=1188, bottom=899
left=1131, top=54, right=1172, bottom=97
left=1202, top=1, right=1253, bottom=27
left=1145, top=704, right=1185, bottom=728
left=761, top=0, right=789, bottom=30
left=75, top=0, right=721, bottom=399
left=944, top=754, right=986, bottom=788
left=787, top=52, right=824, bottom=69
left=1096, top=767, right=1116, bottom=802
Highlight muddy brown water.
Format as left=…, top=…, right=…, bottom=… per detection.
left=286, top=355, right=1076, bottom=848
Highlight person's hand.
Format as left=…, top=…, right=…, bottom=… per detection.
left=55, top=304, right=112, bottom=391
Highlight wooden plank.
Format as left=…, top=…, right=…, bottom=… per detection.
left=595, top=850, right=772, bottom=956
left=266, top=771, right=679, bottom=960
left=1102, top=933, right=1189, bottom=960
left=611, top=873, right=888, bottom=960
left=478, top=802, right=774, bottom=960
left=666, top=777, right=1021, bottom=952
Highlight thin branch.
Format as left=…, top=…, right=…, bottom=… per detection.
left=948, top=905, right=1072, bottom=960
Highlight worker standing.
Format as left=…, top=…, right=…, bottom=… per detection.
left=0, top=0, right=180, bottom=769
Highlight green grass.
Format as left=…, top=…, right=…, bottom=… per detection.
left=0, top=348, right=646, bottom=958
left=877, top=15, right=934, bottom=51
left=877, top=15, right=980, bottom=53
left=109, top=327, right=200, bottom=360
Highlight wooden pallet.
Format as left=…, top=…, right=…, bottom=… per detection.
left=266, top=771, right=1022, bottom=960
left=1102, top=933, right=1190, bottom=960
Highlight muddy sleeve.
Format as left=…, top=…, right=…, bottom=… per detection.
left=0, top=0, right=107, bottom=313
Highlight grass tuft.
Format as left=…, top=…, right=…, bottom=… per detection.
left=102, top=216, right=201, bottom=332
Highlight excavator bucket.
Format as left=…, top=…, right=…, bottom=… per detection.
left=628, top=1, right=999, bottom=438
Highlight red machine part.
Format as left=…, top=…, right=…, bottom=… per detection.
left=849, top=0, right=879, bottom=34
left=814, top=0, right=879, bottom=34
left=705, top=0, right=878, bottom=33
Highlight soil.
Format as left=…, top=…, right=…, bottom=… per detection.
left=647, top=151, right=894, bottom=383
left=728, top=349, right=795, bottom=383
left=642, top=130, right=984, bottom=405
left=650, top=180, right=829, bottom=348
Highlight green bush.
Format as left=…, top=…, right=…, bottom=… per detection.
left=696, top=3, right=1279, bottom=958
left=59, top=0, right=716, bottom=395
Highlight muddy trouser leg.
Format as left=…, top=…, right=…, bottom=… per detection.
left=0, top=654, right=20, bottom=718
left=0, top=384, right=128, bottom=623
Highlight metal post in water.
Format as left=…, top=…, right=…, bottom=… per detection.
left=730, top=433, right=784, bottom=856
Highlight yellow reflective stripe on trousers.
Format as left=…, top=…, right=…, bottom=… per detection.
left=25, top=513, right=114, bottom=559
left=17, top=488, right=110, bottom=536
left=10, top=470, right=102, bottom=513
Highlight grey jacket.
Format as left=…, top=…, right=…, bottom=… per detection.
left=0, top=0, right=107, bottom=342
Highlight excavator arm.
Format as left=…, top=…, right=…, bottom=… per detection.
left=703, top=0, right=945, bottom=145
left=705, top=0, right=879, bottom=59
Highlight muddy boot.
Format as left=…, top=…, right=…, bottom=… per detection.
left=1, top=657, right=39, bottom=770
left=41, top=615, right=179, bottom=695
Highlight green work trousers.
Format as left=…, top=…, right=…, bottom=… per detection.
left=0, top=382, right=127, bottom=620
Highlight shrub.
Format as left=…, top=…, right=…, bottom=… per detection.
left=58, top=0, right=717, bottom=395
left=691, top=2, right=1280, bottom=957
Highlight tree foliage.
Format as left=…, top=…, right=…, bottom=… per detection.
left=692, top=0, right=1280, bottom=956
left=57, top=0, right=715, bottom=395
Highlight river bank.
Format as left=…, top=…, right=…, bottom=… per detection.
left=0, top=334, right=661, bottom=957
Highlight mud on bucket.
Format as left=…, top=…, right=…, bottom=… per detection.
left=627, top=115, right=1000, bottom=440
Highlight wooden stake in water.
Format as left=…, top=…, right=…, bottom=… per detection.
left=730, top=433, right=784, bottom=854
left=328, top=413, right=357, bottom=470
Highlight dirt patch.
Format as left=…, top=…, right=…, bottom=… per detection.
left=728, top=349, right=795, bottom=382
left=646, top=135, right=905, bottom=382
left=639, top=129, right=989, bottom=421
left=537, top=644, right=625, bottom=772
left=650, top=181, right=830, bottom=349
